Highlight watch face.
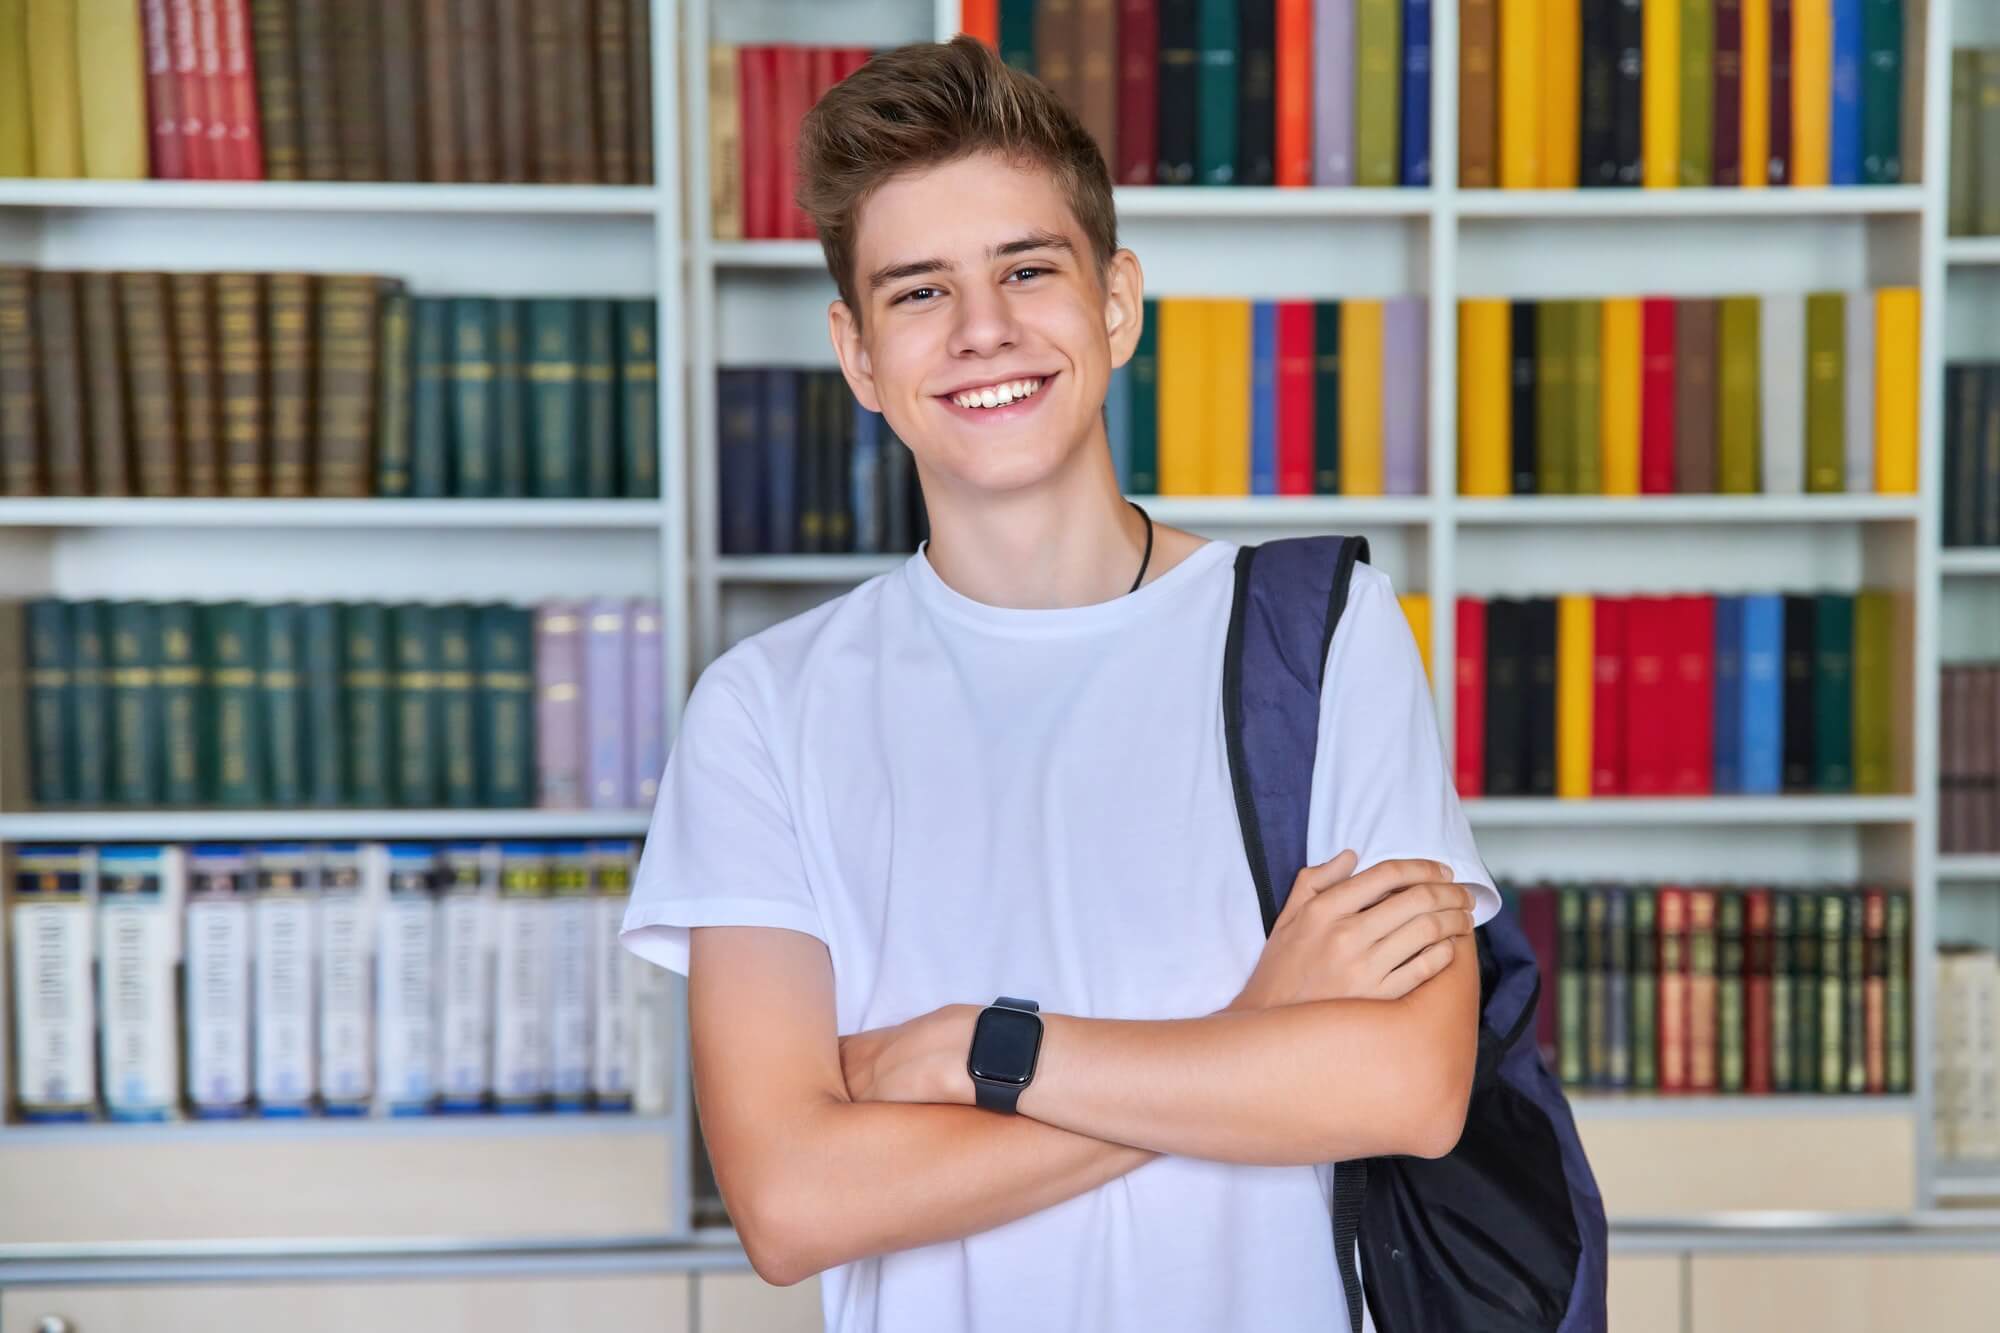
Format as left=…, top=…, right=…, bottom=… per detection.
left=969, top=1005, right=1043, bottom=1085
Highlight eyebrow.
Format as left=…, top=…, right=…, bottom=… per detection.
left=866, top=230, right=1077, bottom=292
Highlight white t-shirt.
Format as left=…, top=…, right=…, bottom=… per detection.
left=621, top=535, right=1502, bottom=1333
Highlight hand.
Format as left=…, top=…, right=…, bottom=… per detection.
left=1228, top=852, right=1477, bottom=1011
left=839, top=1003, right=981, bottom=1107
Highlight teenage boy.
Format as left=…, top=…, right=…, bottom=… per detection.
left=622, top=35, right=1502, bottom=1333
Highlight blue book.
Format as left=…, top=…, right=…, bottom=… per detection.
left=1712, top=597, right=1743, bottom=794
left=850, top=403, right=883, bottom=554
left=1106, top=361, right=1133, bottom=493
left=1400, top=0, right=1432, bottom=185
left=716, top=369, right=764, bottom=554
left=764, top=369, right=800, bottom=555
left=1739, top=594, right=1786, bottom=793
left=1251, top=301, right=1279, bottom=494
left=1829, top=0, right=1864, bottom=185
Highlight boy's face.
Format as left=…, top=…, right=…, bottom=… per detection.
left=828, top=150, right=1143, bottom=496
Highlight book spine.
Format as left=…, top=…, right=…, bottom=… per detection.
left=170, top=272, right=220, bottom=496
left=1688, top=888, right=1718, bottom=1091
left=329, top=0, right=380, bottom=180
left=434, top=605, right=479, bottom=809
left=593, top=0, right=631, bottom=184
left=216, top=271, right=265, bottom=498
left=249, top=0, right=298, bottom=178
left=477, top=605, right=537, bottom=808
left=1713, top=0, right=1743, bottom=185
left=549, top=849, right=595, bottom=1106
left=534, top=601, right=584, bottom=808
left=494, top=0, right=532, bottom=182
left=627, top=599, right=664, bottom=807
left=208, top=601, right=264, bottom=806
left=2, top=267, right=45, bottom=497
left=377, top=0, right=423, bottom=182
left=185, top=854, right=252, bottom=1115
left=265, top=272, right=312, bottom=497
left=493, top=850, right=553, bottom=1108
left=13, top=861, right=98, bottom=1118
left=437, top=851, right=495, bottom=1108
left=292, top=0, right=337, bottom=179
left=251, top=857, right=315, bottom=1111
left=217, top=0, right=261, bottom=178
left=341, top=603, right=392, bottom=807
left=98, top=850, right=183, bottom=1118
left=156, top=600, right=204, bottom=805
left=373, top=287, right=413, bottom=498
left=1399, top=0, right=1430, bottom=185
left=584, top=598, right=629, bottom=809
left=376, top=848, right=439, bottom=1112
left=579, top=300, right=618, bottom=498
left=420, top=0, right=459, bottom=181
left=391, top=603, right=437, bottom=807
left=302, top=605, right=344, bottom=806
left=591, top=848, right=635, bottom=1106
left=70, top=602, right=109, bottom=805
left=143, top=0, right=187, bottom=177
left=312, top=276, right=382, bottom=498
left=317, top=848, right=374, bottom=1110
left=259, top=603, right=304, bottom=806
left=34, top=271, right=88, bottom=497
left=1458, top=0, right=1496, bottom=187
left=1718, top=890, right=1746, bottom=1091
left=446, top=296, right=494, bottom=494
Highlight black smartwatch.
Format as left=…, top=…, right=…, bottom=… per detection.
left=967, top=996, right=1043, bottom=1114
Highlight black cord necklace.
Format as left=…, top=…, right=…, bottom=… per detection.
left=1126, top=498, right=1154, bottom=594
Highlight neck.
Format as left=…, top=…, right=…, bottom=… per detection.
left=917, top=456, right=1153, bottom=611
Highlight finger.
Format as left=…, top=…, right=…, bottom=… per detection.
left=1313, top=873, right=1461, bottom=934
left=1378, top=937, right=1456, bottom=999
left=1369, top=906, right=1472, bottom=973
left=1337, top=857, right=1455, bottom=906
left=1278, top=849, right=1359, bottom=927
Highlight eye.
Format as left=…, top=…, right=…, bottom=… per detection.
left=893, top=285, right=942, bottom=306
left=1008, top=266, right=1048, bottom=283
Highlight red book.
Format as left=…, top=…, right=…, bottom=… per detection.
left=1745, top=888, right=1772, bottom=1093
left=1518, top=884, right=1560, bottom=1070
left=217, top=0, right=262, bottom=179
left=141, top=0, right=185, bottom=178
left=774, top=45, right=816, bottom=239
left=960, top=0, right=999, bottom=44
left=1864, top=889, right=1886, bottom=1093
left=193, top=0, right=231, bottom=177
left=1640, top=298, right=1677, bottom=494
left=739, top=46, right=776, bottom=239
left=1623, top=596, right=1672, bottom=794
left=167, top=0, right=213, bottom=178
left=835, top=47, right=872, bottom=81
left=1657, top=886, right=1688, bottom=1092
left=1591, top=595, right=1627, bottom=795
left=1116, top=0, right=1158, bottom=185
left=1455, top=598, right=1487, bottom=797
left=1276, top=301, right=1316, bottom=494
left=1669, top=595, right=1715, bottom=795
left=1275, top=0, right=1313, bottom=185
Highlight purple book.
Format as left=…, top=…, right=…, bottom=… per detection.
left=1383, top=295, right=1427, bottom=495
left=626, top=597, right=665, bottom=808
left=583, top=598, right=630, bottom=810
left=534, top=600, right=586, bottom=809
left=1314, top=0, right=1355, bottom=185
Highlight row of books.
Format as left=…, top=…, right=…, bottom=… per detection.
left=1938, top=943, right=2000, bottom=1159
left=1464, top=0, right=1922, bottom=190
left=6, top=840, right=672, bottom=1123
left=0, top=270, right=660, bottom=500
left=17, top=597, right=665, bottom=813
left=963, top=0, right=1430, bottom=188
left=1947, top=49, right=2000, bottom=237
left=1937, top=663, right=2000, bottom=855
left=1943, top=363, right=2000, bottom=549
left=708, top=45, right=872, bottom=241
left=0, top=1, right=654, bottom=185
left=1504, top=881, right=1910, bottom=1095
left=1453, top=590, right=1899, bottom=799
left=1457, top=290, right=1921, bottom=498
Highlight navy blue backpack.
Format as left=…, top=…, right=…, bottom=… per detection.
left=1221, top=534, right=1608, bottom=1333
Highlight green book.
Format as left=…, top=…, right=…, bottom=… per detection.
left=434, top=604, right=479, bottom=809
left=1842, top=889, right=1866, bottom=1092
left=449, top=298, right=497, bottom=498
left=156, top=601, right=206, bottom=806
left=494, top=298, right=529, bottom=497
left=1558, top=886, right=1585, bottom=1086
left=260, top=603, right=306, bottom=807
left=1571, top=301, right=1603, bottom=496
left=1793, top=891, right=1820, bottom=1092
left=527, top=298, right=581, bottom=497
left=1629, top=888, right=1657, bottom=1091
left=1537, top=301, right=1574, bottom=496
left=1947, top=52, right=1977, bottom=236
left=25, top=600, right=73, bottom=805
left=1770, top=890, right=1795, bottom=1092
left=206, top=601, right=264, bottom=807
left=1354, top=0, right=1402, bottom=186
left=1818, top=892, right=1845, bottom=1093
left=1717, top=296, right=1761, bottom=494
left=1195, top=0, right=1239, bottom=185
left=476, top=604, right=536, bottom=808
left=1130, top=298, right=1160, bottom=494
left=391, top=603, right=437, bottom=807
left=409, top=298, right=451, bottom=498
left=341, top=602, right=393, bottom=807
left=108, top=601, right=161, bottom=807
left=579, top=300, right=618, bottom=498
left=1812, top=593, right=1854, bottom=791
left=1678, top=0, right=1714, bottom=185
left=1805, top=293, right=1846, bottom=492
left=1314, top=300, right=1341, bottom=494
left=1606, top=887, right=1630, bottom=1087
left=373, top=288, right=413, bottom=497
left=1977, top=53, right=2000, bottom=235
left=301, top=602, right=344, bottom=806
left=1885, top=891, right=1909, bottom=1093
left=69, top=600, right=108, bottom=806
left=1584, top=884, right=1607, bottom=1085
left=1850, top=590, right=1893, bottom=793
left=616, top=300, right=659, bottom=498
left=1859, top=0, right=1902, bottom=183
left=998, top=0, right=1035, bottom=73
left=1717, top=891, right=1745, bottom=1093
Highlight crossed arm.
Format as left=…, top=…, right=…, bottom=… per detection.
left=688, top=892, right=1480, bottom=1288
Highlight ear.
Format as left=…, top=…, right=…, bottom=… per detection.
left=829, top=299, right=882, bottom=413
left=1102, top=248, right=1145, bottom=371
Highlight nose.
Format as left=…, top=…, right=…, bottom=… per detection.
left=947, top=280, right=1020, bottom=360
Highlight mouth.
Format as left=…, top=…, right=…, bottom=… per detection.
left=936, top=372, right=1056, bottom=422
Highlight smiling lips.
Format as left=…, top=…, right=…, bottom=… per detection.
left=940, top=374, right=1052, bottom=414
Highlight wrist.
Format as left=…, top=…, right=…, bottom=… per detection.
left=943, top=1003, right=981, bottom=1106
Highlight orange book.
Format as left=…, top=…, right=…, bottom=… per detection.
left=1542, top=0, right=1581, bottom=188
left=1340, top=300, right=1385, bottom=495
left=1874, top=287, right=1919, bottom=493
left=1688, top=889, right=1718, bottom=1092
left=1792, top=0, right=1831, bottom=186
left=960, top=0, right=999, bottom=45
left=1276, top=0, right=1314, bottom=185
left=1658, top=887, right=1688, bottom=1091
left=1741, top=0, right=1770, bottom=186
left=1498, top=0, right=1543, bottom=188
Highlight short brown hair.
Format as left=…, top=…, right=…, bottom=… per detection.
left=795, top=35, right=1118, bottom=328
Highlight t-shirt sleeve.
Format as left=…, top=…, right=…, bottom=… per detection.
left=620, top=656, right=830, bottom=977
left=1315, top=564, right=1503, bottom=929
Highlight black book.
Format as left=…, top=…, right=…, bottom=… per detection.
left=1510, top=302, right=1538, bottom=494
left=1485, top=598, right=1526, bottom=796
left=1981, top=366, right=2000, bottom=547
left=1525, top=596, right=1558, bottom=796
left=1580, top=0, right=1619, bottom=186
left=797, top=371, right=826, bottom=555
left=1611, top=0, right=1644, bottom=185
left=1769, top=0, right=1794, bottom=185
left=1943, top=365, right=1964, bottom=547
left=1236, top=0, right=1277, bottom=186
left=1781, top=594, right=1817, bottom=792
left=1157, top=0, right=1200, bottom=185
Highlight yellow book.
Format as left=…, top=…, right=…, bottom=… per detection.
left=1873, top=287, right=1919, bottom=494
left=25, top=0, right=80, bottom=178
left=1458, top=300, right=1511, bottom=496
left=709, top=45, right=744, bottom=240
left=1792, top=0, right=1831, bottom=187
left=1340, top=300, right=1385, bottom=495
left=1399, top=593, right=1433, bottom=684
left=1557, top=594, right=1595, bottom=799
left=1499, top=0, right=1543, bottom=188
left=1599, top=298, right=1642, bottom=494
left=1740, top=0, right=1770, bottom=186
left=1207, top=299, right=1253, bottom=496
left=0, top=0, right=30, bottom=176
left=1156, top=299, right=1207, bottom=495
left=77, top=0, right=148, bottom=179
left=1542, top=0, right=1581, bottom=187
left=1643, top=0, right=1681, bottom=188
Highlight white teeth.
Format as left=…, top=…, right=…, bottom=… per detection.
left=953, top=377, right=1044, bottom=410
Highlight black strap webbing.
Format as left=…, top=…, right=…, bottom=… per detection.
left=1334, top=1158, right=1367, bottom=1333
